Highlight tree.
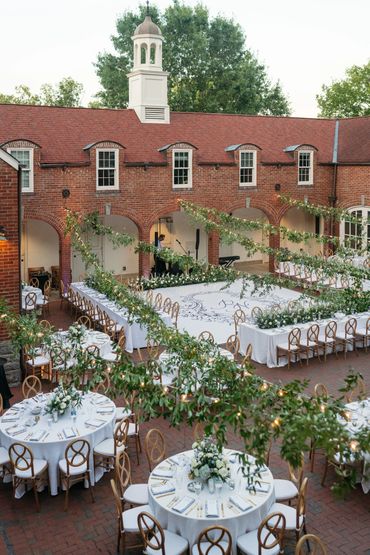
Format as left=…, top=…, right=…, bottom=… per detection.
left=95, top=2, right=290, bottom=115
left=0, top=77, right=84, bottom=107
left=317, top=62, right=370, bottom=118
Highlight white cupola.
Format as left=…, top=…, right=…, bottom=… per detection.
left=127, top=7, right=170, bottom=124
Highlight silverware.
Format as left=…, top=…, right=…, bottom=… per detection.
left=185, top=501, right=197, bottom=515
left=155, top=492, right=175, bottom=499
left=43, top=432, right=50, bottom=441
left=167, top=496, right=178, bottom=508
left=221, top=502, right=225, bottom=517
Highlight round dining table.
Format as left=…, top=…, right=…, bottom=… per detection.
left=0, top=391, right=116, bottom=496
left=148, top=449, right=275, bottom=554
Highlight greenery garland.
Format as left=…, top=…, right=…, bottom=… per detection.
left=278, top=194, right=363, bottom=224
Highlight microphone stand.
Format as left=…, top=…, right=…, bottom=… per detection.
left=175, top=239, right=191, bottom=274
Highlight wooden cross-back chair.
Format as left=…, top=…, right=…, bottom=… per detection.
left=336, top=317, right=358, bottom=358
left=153, top=292, right=163, bottom=311
left=251, top=306, right=263, bottom=320
left=234, top=308, right=246, bottom=335
left=317, top=320, right=337, bottom=361
left=355, top=316, right=370, bottom=352
left=276, top=327, right=302, bottom=369
left=198, top=330, right=215, bottom=343
left=59, top=438, right=94, bottom=511
left=114, top=450, right=149, bottom=510
left=76, top=314, right=92, bottom=329
left=171, top=301, right=180, bottom=328
left=145, top=288, right=154, bottom=304
left=29, top=276, right=40, bottom=288
left=8, top=442, right=48, bottom=512
left=94, top=417, right=129, bottom=471
left=196, top=526, right=232, bottom=555
left=23, top=346, right=51, bottom=379
left=295, top=534, right=328, bottom=555
left=138, top=511, right=188, bottom=555
left=225, top=334, right=240, bottom=358
left=23, top=292, right=37, bottom=313
left=162, top=297, right=172, bottom=314
left=345, top=377, right=367, bottom=403
left=22, top=375, right=42, bottom=399
left=144, top=428, right=166, bottom=472
left=240, top=343, right=253, bottom=376
left=300, top=324, right=321, bottom=366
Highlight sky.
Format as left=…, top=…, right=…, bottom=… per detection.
left=1, top=0, right=369, bottom=117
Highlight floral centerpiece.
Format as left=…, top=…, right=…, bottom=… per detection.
left=190, top=436, right=230, bottom=483
left=67, top=323, right=87, bottom=346
left=45, top=383, right=82, bottom=416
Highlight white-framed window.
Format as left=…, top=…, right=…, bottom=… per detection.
left=96, top=149, right=119, bottom=190
left=342, top=207, right=370, bottom=252
left=239, top=150, right=256, bottom=187
left=173, top=149, right=192, bottom=188
left=7, top=148, right=33, bottom=192
left=298, top=150, right=313, bottom=185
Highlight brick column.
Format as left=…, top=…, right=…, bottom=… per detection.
left=60, top=235, right=72, bottom=285
left=139, top=226, right=151, bottom=278
left=269, top=232, right=280, bottom=273
left=207, top=231, right=220, bottom=266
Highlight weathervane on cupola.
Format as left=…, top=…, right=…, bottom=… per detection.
left=127, top=1, right=170, bottom=123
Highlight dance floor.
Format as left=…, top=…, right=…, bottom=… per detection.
left=154, top=280, right=300, bottom=343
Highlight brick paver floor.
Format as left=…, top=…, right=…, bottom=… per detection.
left=0, top=300, right=369, bottom=554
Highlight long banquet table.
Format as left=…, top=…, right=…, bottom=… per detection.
left=239, top=312, right=370, bottom=368
left=71, top=283, right=173, bottom=353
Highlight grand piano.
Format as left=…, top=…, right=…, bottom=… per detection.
left=218, top=255, right=240, bottom=268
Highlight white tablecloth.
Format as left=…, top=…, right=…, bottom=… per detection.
left=71, top=283, right=173, bottom=353
left=21, top=286, right=43, bottom=309
left=239, top=312, right=370, bottom=368
left=148, top=450, right=275, bottom=554
left=0, top=392, right=116, bottom=496
left=53, top=329, right=113, bottom=359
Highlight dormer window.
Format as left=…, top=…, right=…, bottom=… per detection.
left=239, top=150, right=256, bottom=187
left=96, top=149, right=119, bottom=190
left=173, top=149, right=192, bottom=188
left=8, top=148, right=33, bottom=192
left=298, top=150, right=313, bottom=185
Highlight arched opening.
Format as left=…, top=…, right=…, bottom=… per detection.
left=71, top=215, right=139, bottom=282
left=22, top=219, right=60, bottom=284
left=150, top=43, right=156, bottom=64
left=219, top=208, right=269, bottom=272
left=140, top=43, right=147, bottom=64
left=150, top=211, right=208, bottom=273
left=134, top=44, right=139, bottom=66
left=280, top=207, right=322, bottom=255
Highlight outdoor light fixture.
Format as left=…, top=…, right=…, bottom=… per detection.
left=0, top=226, right=7, bottom=241
left=62, top=188, right=71, bottom=199
left=274, top=183, right=281, bottom=191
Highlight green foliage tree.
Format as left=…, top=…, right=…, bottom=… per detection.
left=95, top=2, right=290, bottom=115
left=317, top=61, right=370, bottom=118
left=0, top=77, right=84, bottom=107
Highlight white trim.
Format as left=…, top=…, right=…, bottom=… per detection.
left=239, top=150, right=257, bottom=187
left=298, top=150, right=313, bottom=186
left=7, top=147, right=33, bottom=192
left=172, top=149, right=192, bottom=189
left=0, top=148, right=19, bottom=170
left=96, top=148, right=119, bottom=191
left=340, top=206, right=370, bottom=251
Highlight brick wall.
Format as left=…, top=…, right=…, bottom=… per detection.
left=0, top=158, right=20, bottom=340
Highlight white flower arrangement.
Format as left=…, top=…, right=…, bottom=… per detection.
left=45, top=383, right=81, bottom=416
left=189, top=436, right=230, bottom=482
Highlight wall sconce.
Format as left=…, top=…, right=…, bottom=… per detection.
left=62, top=189, right=71, bottom=199
left=245, top=197, right=251, bottom=208
left=0, top=226, right=7, bottom=241
left=214, top=163, right=220, bottom=170
left=361, top=195, right=365, bottom=206
left=274, top=183, right=281, bottom=192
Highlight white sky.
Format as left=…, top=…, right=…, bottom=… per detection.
left=1, top=0, right=369, bottom=117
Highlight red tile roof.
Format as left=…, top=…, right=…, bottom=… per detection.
left=0, top=104, right=368, bottom=165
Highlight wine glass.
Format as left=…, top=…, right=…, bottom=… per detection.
left=215, top=480, right=222, bottom=499
left=194, top=480, right=202, bottom=497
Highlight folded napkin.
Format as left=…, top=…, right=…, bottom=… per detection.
left=205, top=499, right=219, bottom=517
left=168, top=456, right=180, bottom=466
left=93, top=397, right=108, bottom=405
left=151, top=483, right=176, bottom=496
left=247, top=482, right=270, bottom=493
left=172, top=496, right=195, bottom=513
left=229, top=495, right=253, bottom=512
left=96, top=408, right=114, bottom=414
left=85, top=418, right=104, bottom=428
left=29, top=429, right=47, bottom=441
left=2, top=415, right=19, bottom=422
left=63, top=428, right=77, bottom=439
left=8, top=427, right=27, bottom=436
left=152, top=468, right=174, bottom=479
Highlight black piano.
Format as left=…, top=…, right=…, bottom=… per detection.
left=218, top=255, right=240, bottom=268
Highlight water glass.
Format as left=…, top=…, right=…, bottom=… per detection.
left=227, top=478, right=235, bottom=491
left=194, top=480, right=202, bottom=497
left=215, top=480, right=222, bottom=498
left=47, top=418, right=53, bottom=428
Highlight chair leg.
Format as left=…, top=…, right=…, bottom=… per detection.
left=87, top=472, right=95, bottom=504
left=321, top=457, right=328, bottom=486
left=33, top=480, right=41, bottom=512
left=135, top=436, right=140, bottom=465
left=64, top=476, right=70, bottom=511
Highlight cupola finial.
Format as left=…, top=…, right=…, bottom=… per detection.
left=146, top=0, right=150, bottom=15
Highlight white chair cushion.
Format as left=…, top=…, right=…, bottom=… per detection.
left=318, top=335, right=335, bottom=343
left=274, top=478, right=299, bottom=501
left=147, top=529, right=188, bottom=555
left=277, top=343, right=299, bottom=351
left=115, top=407, right=131, bottom=421
left=127, top=422, right=139, bottom=436
left=237, top=527, right=280, bottom=555
left=102, top=352, right=117, bottom=362
left=123, top=483, right=149, bottom=505
left=193, top=541, right=230, bottom=555
left=269, top=502, right=303, bottom=530
left=94, top=438, right=125, bottom=457
left=14, top=458, right=48, bottom=479
left=0, top=446, right=10, bottom=466
left=59, top=457, right=87, bottom=476
left=28, top=355, right=50, bottom=366
left=336, top=332, right=355, bottom=340
left=121, top=504, right=151, bottom=532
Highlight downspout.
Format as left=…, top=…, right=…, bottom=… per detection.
left=17, top=167, right=22, bottom=314
left=330, top=120, right=340, bottom=243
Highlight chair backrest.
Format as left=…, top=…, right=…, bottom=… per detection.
left=341, top=275, right=349, bottom=288
left=287, top=300, right=299, bottom=312
left=145, top=428, right=166, bottom=472
left=110, top=478, right=124, bottom=525
left=363, top=257, right=370, bottom=269
left=257, top=512, right=286, bottom=554
left=296, top=477, right=308, bottom=529
left=345, top=317, right=357, bottom=337
left=22, top=375, right=42, bottom=399
left=270, top=304, right=281, bottom=314
left=86, top=344, right=100, bottom=358
left=43, top=279, right=52, bottom=298
left=76, top=315, right=91, bottom=329
left=295, top=534, right=328, bottom=555
left=115, top=451, right=131, bottom=495
left=39, top=319, right=52, bottom=330
left=114, top=418, right=129, bottom=454
left=307, top=324, right=319, bottom=344
left=153, top=292, right=163, bottom=310
left=0, top=393, right=3, bottom=416
left=242, top=343, right=253, bottom=365
left=146, top=289, right=154, bottom=304
left=137, top=511, right=166, bottom=554
left=162, top=297, right=172, bottom=314
left=314, top=383, right=328, bottom=398
left=198, top=330, right=215, bottom=343
left=196, top=526, right=232, bottom=555
left=171, top=301, right=180, bottom=325
left=193, top=422, right=218, bottom=441
left=251, top=306, right=263, bottom=320
left=234, top=308, right=246, bottom=333
left=146, top=339, right=160, bottom=361
left=325, top=320, right=337, bottom=340
left=346, top=377, right=367, bottom=402
left=288, top=327, right=301, bottom=348
left=24, top=292, right=37, bottom=309
left=116, top=332, right=126, bottom=353
left=93, top=371, right=111, bottom=394
left=64, top=439, right=90, bottom=474
left=9, top=442, right=35, bottom=476
left=225, top=334, right=240, bottom=356
left=29, top=277, right=40, bottom=288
